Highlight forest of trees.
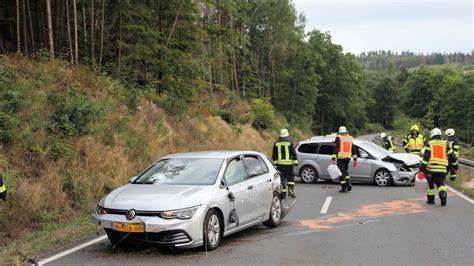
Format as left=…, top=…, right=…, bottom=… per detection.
left=358, top=50, right=474, bottom=70
left=0, top=1, right=472, bottom=140
left=0, top=0, right=367, bottom=134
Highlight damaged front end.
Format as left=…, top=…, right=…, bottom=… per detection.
left=383, top=155, right=420, bottom=185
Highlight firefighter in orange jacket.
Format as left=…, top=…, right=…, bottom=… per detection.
left=420, top=128, right=458, bottom=206
left=332, top=126, right=358, bottom=193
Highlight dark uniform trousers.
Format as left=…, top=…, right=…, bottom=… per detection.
left=276, top=165, right=295, bottom=195
left=337, top=158, right=351, bottom=184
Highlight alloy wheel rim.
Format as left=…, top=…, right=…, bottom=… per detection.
left=375, top=171, right=389, bottom=186
left=302, top=168, right=315, bottom=182
left=207, top=214, right=220, bottom=245
left=271, top=196, right=281, bottom=222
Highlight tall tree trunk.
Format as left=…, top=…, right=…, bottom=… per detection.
left=117, top=4, right=122, bottom=76
left=16, top=0, right=20, bottom=53
left=90, top=0, right=95, bottom=67
left=22, top=0, right=29, bottom=55
left=98, top=0, right=105, bottom=72
left=82, top=3, right=88, bottom=58
left=46, top=0, right=54, bottom=60
left=26, top=0, right=35, bottom=53
left=73, top=0, right=78, bottom=65
left=66, top=0, right=74, bottom=64
left=165, top=0, right=185, bottom=48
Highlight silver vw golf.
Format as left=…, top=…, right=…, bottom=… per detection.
left=92, top=151, right=288, bottom=250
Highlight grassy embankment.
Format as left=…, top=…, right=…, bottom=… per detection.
left=0, top=55, right=307, bottom=264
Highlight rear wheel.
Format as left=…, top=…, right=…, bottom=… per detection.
left=263, top=192, right=282, bottom=227
left=374, top=169, right=392, bottom=187
left=202, top=209, right=222, bottom=251
left=300, top=165, right=318, bottom=183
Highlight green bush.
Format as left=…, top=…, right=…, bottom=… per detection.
left=251, top=98, right=276, bottom=130
left=218, top=110, right=237, bottom=125
left=47, top=87, right=102, bottom=137
left=48, top=138, right=72, bottom=161
left=0, top=112, right=19, bottom=143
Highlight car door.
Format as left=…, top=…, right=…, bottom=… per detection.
left=243, top=155, right=272, bottom=220
left=348, top=146, right=373, bottom=182
left=317, top=143, right=336, bottom=179
left=223, top=157, right=259, bottom=226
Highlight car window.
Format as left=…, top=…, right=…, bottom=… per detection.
left=224, top=158, right=247, bottom=186
left=318, top=143, right=335, bottom=155
left=298, top=143, right=320, bottom=154
left=258, top=156, right=269, bottom=173
left=243, top=156, right=265, bottom=178
left=357, top=147, right=372, bottom=159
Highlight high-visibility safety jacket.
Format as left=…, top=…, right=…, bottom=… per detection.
left=403, top=133, right=425, bottom=154
left=382, top=136, right=395, bottom=151
left=0, top=184, right=5, bottom=193
left=420, top=138, right=458, bottom=174
left=272, top=138, right=298, bottom=165
left=447, top=136, right=460, bottom=158
left=332, top=134, right=357, bottom=160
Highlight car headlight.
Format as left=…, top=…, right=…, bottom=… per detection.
left=159, top=206, right=200, bottom=220
left=96, top=205, right=107, bottom=215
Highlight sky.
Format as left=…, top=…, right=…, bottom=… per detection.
left=292, top=0, right=473, bottom=54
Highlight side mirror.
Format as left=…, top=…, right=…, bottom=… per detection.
left=360, top=153, right=369, bottom=159
left=128, top=176, right=137, bottom=183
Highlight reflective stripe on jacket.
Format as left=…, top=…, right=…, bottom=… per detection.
left=272, top=140, right=298, bottom=165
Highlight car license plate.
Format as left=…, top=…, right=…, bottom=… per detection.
left=114, top=223, right=144, bottom=233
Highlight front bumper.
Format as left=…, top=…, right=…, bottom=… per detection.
left=391, top=170, right=417, bottom=185
left=91, top=207, right=206, bottom=248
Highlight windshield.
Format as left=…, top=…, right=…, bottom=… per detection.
left=134, top=158, right=224, bottom=185
left=357, top=141, right=389, bottom=159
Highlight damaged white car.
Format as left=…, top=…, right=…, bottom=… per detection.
left=92, top=151, right=292, bottom=250
left=296, top=137, right=421, bottom=186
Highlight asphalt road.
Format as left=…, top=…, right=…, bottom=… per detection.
left=35, top=181, right=474, bottom=266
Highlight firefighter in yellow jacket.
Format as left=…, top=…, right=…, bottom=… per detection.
left=402, top=125, right=426, bottom=155
left=420, top=128, right=458, bottom=206
left=332, top=126, right=358, bottom=193
left=272, top=129, right=298, bottom=198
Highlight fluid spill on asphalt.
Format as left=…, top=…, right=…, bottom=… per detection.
left=299, top=197, right=426, bottom=231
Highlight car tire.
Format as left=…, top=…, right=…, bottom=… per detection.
left=202, top=208, right=222, bottom=251
left=263, top=192, right=282, bottom=228
left=299, top=165, right=318, bottom=183
left=374, top=169, right=392, bottom=187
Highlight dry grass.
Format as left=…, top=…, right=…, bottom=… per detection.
left=0, top=56, right=307, bottom=264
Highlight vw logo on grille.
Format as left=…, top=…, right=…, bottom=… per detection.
left=126, top=209, right=136, bottom=220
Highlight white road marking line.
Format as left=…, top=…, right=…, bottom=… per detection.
left=447, top=185, right=474, bottom=204
left=320, top=196, right=333, bottom=214
left=37, top=235, right=108, bottom=265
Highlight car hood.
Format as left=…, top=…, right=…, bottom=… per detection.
left=102, top=184, right=213, bottom=211
left=384, top=153, right=421, bottom=166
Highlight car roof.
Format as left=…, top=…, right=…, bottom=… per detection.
left=298, top=136, right=369, bottom=145
left=163, top=150, right=264, bottom=159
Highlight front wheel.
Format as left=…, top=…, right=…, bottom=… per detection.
left=374, top=169, right=392, bottom=187
left=202, top=209, right=222, bottom=251
left=263, top=192, right=282, bottom=227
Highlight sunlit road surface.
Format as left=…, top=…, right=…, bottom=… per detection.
left=35, top=181, right=474, bottom=266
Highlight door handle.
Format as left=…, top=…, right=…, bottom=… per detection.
left=247, top=185, right=254, bottom=190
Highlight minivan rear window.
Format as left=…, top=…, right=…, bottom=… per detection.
left=318, top=144, right=335, bottom=155
left=298, top=143, right=319, bottom=154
